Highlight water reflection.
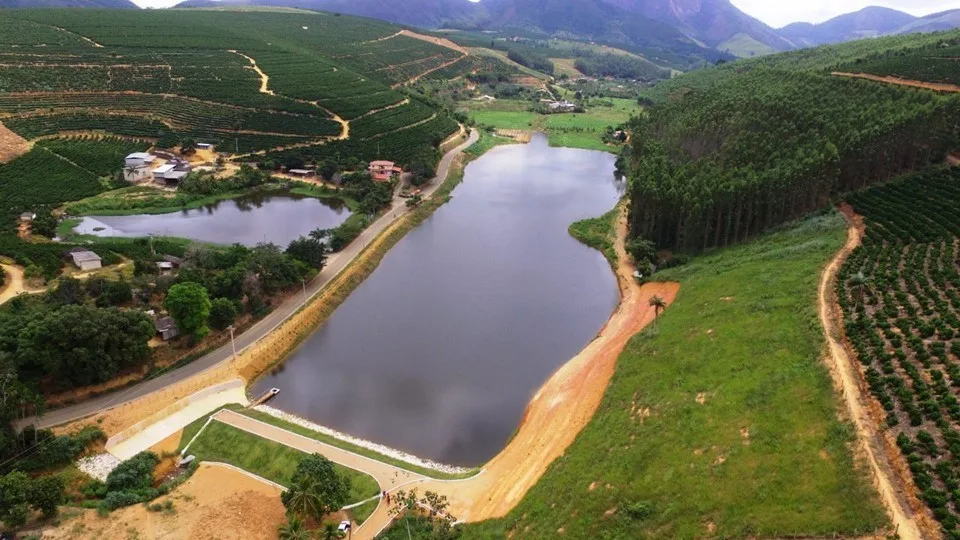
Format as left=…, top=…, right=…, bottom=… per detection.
left=253, top=134, right=622, bottom=466
left=74, top=193, right=350, bottom=246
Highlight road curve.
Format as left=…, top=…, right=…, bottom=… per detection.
left=22, top=128, right=479, bottom=430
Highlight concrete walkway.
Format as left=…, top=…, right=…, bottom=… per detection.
left=107, top=381, right=248, bottom=460
left=23, top=128, right=479, bottom=430
left=212, top=409, right=426, bottom=539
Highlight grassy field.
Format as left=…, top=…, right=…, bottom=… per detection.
left=460, top=211, right=888, bottom=538
left=568, top=207, right=619, bottom=267
left=465, top=97, right=640, bottom=152
left=183, top=420, right=380, bottom=504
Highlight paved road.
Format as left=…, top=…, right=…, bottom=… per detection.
left=23, top=128, right=479, bottom=430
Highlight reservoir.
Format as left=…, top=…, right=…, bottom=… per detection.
left=253, top=134, right=621, bottom=466
left=73, top=192, right=351, bottom=246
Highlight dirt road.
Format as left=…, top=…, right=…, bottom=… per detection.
left=819, top=205, right=925, bottom=540
left=0, top=263, right=43, bottom=305
left=832, top=71, right=960, bottom=93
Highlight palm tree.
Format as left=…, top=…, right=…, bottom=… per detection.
left=283, top=475, right=325, bottom=521
left=649, top=295, right=667, bottom=320
left=319, top=523, right=345, bottom=540
left=848, top=271, right=869, bottom=306
left=278, top=516, right=312, bottom=540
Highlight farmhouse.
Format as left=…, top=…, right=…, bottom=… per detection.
left=19, top=212, right=35, bottom=223
left=196, top=142, right=213, bottom=150
left=153, top=161, right=193, bottom=185
left=288, top=168, right=317, bottom=179
left=154, top=316, right=179, bottom=341
left=68, top=249, right=102, bottom=271
left=368, top=160, right=402, bottom=182
left=125, top=152, right=156, bottom=168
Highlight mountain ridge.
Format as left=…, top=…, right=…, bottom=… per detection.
left=0, top=0, right=139, bottom=7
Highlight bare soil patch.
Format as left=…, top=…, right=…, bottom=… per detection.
left=40, top=463, right=286, bottom=540
left=832, top=72, right=960, bottom=93
left=398, top=30, right=468, bottom=55
left=0, top=120, right=30, bottom=163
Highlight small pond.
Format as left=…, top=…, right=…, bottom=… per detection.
left=72, top=192, right=351, bottom=246
left=253, top=134, right=622, bottom=466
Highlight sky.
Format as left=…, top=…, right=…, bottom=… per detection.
left=730, top=0, right=960, bottom=28
left=132, top=0, right=960, bottom=28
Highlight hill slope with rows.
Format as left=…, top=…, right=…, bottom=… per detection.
left=0, top=9, right=478, bottom=157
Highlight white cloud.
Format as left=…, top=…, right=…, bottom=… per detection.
left=731, top=0, right=960, bottom=28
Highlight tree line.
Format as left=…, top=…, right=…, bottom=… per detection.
left=623, top=68, right=960, bottom=253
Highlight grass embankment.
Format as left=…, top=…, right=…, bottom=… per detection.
left=239, top=408, right=477, bottom=480
left=181, top=419, right=380, bottom=504
left=568, top=207, right=619, bottom=267
left=465, top=97, right=641, bottom=152
left=463, top=211, right=888, bottom=538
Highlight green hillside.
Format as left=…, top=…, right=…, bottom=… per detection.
left=0, top=9, right=472, bottom=161
left=624, top=30, right=960, bottom=254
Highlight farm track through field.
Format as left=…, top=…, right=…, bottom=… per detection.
left=0, top=91, right=327, bottom=118
left=352, top=98, right=410, bottom=120
left=832, top=72, right=960, bottom=93
left=367, top=113, right=438, bottom=139
left=393, top=55, right=467, bottom=88
left=820, top=205, right=927, bottom=540
left=47, top=25, right=104, bottom=48
left=229, top=49, right=351, bottom=143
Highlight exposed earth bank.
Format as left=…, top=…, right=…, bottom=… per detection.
left=420, top=209, right=679, bottom=522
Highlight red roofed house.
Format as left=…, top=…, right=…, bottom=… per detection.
left=368, top=160, right=403, bottom=182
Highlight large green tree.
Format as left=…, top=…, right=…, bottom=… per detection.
left=281, top=454, right=350, bottom=523
left=164, top=282, right=212, bottom=338
left=15, top=305, right=155, bottom=387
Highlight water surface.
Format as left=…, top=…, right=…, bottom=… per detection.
left=254, top=134, right=621, bottom=466
left=74, top=193, right=350, bottom=246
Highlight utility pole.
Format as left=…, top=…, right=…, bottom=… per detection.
left=227, top=325, right=237, bottom=364
left=301, top=279, right=307, bottom=305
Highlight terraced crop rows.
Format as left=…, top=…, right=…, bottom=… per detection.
left=840, top=166, right=960, bottom=538
left=839, top=41, right=960, bottom=85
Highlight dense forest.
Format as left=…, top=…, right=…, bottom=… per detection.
left=622, top=31, right=960, bottom=253
left=573, top=52, right=670, bottom=81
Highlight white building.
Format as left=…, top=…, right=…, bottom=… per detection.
left=125, top=153, right=156, bottom=168
left=152, top=164, right=175, bottom=180
left=70, top=250, right=102, bottom=271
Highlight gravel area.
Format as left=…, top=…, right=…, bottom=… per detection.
left=76, top=452, right=122, bottom=482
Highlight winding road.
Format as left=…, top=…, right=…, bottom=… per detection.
left=20, top=128, right=479, bottom=430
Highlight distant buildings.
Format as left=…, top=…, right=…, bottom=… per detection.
left=548, top=100, right=577, bottom=113
left=67, top=248, right=102, bottom=271
left=368, top=160, right=402, bottom=182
